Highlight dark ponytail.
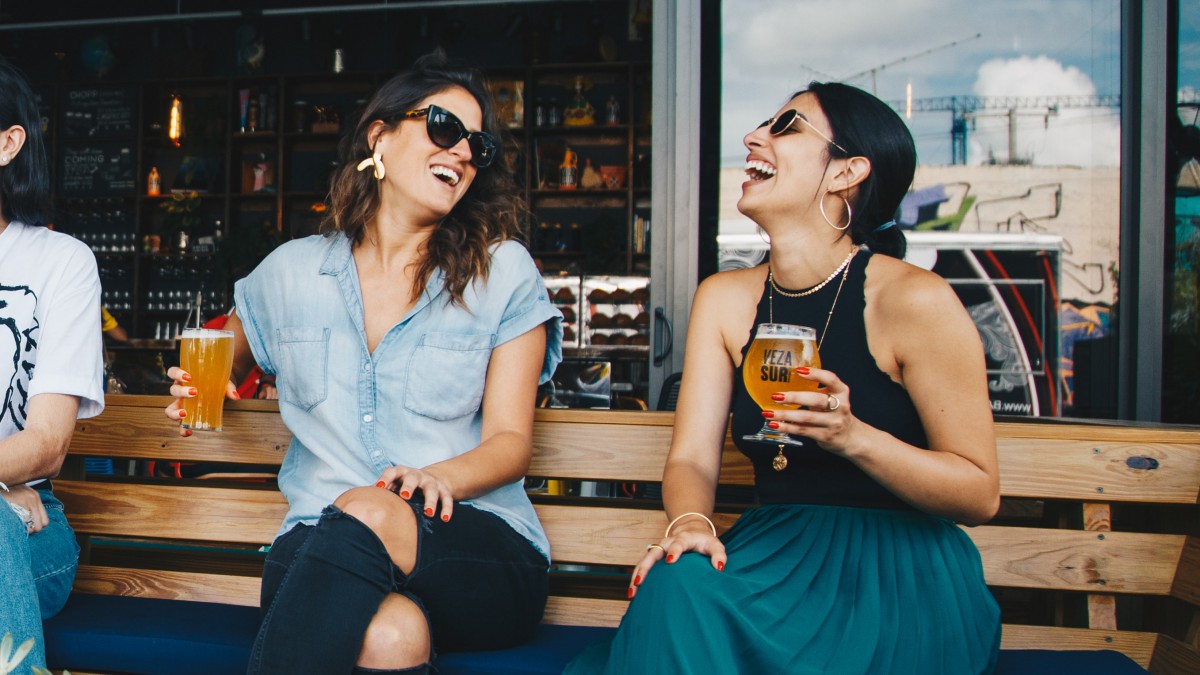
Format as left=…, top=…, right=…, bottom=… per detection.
left=0, top=59, right=51, bottom=227
left=801, top=81, right=915, bottom=259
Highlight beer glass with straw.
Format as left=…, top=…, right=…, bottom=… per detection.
left=742, top=323, right=821, bottom=450
left=180, top=292, right=235, bottom=431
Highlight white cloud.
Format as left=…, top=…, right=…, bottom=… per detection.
left=966, top=56, right=1120, bottom=166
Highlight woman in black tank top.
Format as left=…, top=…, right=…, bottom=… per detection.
left=567, top=82, right=1001, bottom=675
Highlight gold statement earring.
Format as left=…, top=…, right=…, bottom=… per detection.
left=819, top=190, right=852, bottom=231
left=356, top=152, right=385, bottom=180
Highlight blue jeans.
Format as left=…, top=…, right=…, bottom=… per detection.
left=0, top=487, right=79, bottom=675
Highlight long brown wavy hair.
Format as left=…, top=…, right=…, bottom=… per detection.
left=324, top=52, right=526, bottom=307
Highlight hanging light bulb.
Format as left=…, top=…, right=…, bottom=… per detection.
left=167, top=93, right=184, bottom=147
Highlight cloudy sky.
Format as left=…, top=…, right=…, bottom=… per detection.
left=720, top=0, right=1139, bottom=168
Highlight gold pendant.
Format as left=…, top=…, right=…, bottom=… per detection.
left=772, top=445, right=788, bottom=471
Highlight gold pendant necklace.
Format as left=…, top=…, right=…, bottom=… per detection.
left=769, top=247, right=857, bottom=351
left=766, top=248, right=858, bottom=471
left=772, top=444, right=788, bottom=471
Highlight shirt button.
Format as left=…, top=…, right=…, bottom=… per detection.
left=363, top=363, right=372, bottom=371
left=363, top=414, right=373, bottom=423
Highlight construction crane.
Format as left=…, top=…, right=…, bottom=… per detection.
left=840, top=33, right=982, bottom=94
left=888, top=95, right=1121, bottom=164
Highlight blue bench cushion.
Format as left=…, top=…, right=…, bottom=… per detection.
left=44, top=594, right=1149, bottom=675
left=996, top=649, right=1148, bottom=674
left=44, top=594, right=259, bottom=675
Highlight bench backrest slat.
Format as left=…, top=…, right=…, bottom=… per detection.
left=996, top=438, right=1200, bottom=503
left=55, top=480, right=286, bottom=545
left=73, top=565, right=261, bottom=607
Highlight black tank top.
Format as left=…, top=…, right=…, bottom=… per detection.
left=731, top=250, right=928, bottom=511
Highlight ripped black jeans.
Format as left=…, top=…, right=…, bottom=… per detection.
left=247, top=501, right=549, bottom=675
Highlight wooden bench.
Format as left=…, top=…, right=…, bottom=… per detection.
left=42, top=395, right=1200, bottom=674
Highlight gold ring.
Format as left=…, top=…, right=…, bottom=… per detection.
left=826, top=394, right=841, bottom=412
left=646, top=543, right=665, bottom=553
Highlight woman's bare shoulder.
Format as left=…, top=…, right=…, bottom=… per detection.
left=695, top=265, right=766, bottom=302
left=865, top=254, right=961, bottom=318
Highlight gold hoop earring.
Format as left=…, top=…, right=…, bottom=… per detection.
left=819, top=190, right=851, bottom=231
left=356, top=152, right=385, bottom=180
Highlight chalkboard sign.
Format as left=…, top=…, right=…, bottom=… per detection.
left=59, top=86, right=137, bottom=138
left=58, top=143, right=136, bottom=196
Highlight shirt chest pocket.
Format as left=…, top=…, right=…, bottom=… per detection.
left=275, top=326, right=330, bottom=411
left=403, top=332, right=495, bottom=420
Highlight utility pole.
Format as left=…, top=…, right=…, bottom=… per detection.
left=963, top=106, right=1058, bottom=164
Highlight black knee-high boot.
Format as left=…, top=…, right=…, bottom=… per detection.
left=247, top=506, right=398, bottom=675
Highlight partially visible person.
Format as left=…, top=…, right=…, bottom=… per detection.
left=100, top=305, right=129, bottom=344
left=0, top=58, right=105, bottom=674
left=165, top=53, right=561, bottom=674
left=567, top=82, right=1000, bottom=674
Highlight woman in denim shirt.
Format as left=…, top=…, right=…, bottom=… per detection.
left=166, top=54, right=562, bottom=675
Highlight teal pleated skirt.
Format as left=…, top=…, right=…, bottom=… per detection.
left=564, top=504, right=1000, bottom=675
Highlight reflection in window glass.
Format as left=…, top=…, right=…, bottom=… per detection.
left=719, top=0, right=1121, bottom=418
left=1167, top=0, right=1200, bottom=423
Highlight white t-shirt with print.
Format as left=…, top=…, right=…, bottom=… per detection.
left=0, top=221, right=105, bottom=450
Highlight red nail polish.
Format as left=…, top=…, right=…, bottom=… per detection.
left=400, top=491, right=411, bottom=499
left=188, top=388, right=198, bottom=397
left=767, top=421, right=780, bottom=429
left=666, top=554, right=675, bottom=563
left=376, top=481, right=386, bottom=488
left=761, top=410, right=774, bottom=419
left=441, top=514, right=450, bottom=522
left=771, top=393, right=785, bottom=401
left=634, top=575, right=642, bottom=586
left=796, top=366, right=811, bottom=375
left=231, top=391, right=242, bottom=400
left=424, top=507, right=434, bottom=517
left=181, top=373, right=191, bottom=382
left=183, top=430, right=192, bottom=437
left=627, top=587, right=635, bottom=599
left=717, top=561, right=725, bottom=572
left=178, top=410, right=186, bottom=418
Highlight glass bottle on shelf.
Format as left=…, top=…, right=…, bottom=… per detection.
left=147, top=167, right=161, bottom=196
left=606, top=95, right=620, bottom=125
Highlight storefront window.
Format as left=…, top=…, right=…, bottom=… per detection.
left=1166, top=0, right=1200, bottom=423
left=719, top=0, right=1121, bottom=418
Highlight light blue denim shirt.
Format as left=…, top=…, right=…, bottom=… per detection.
left=235, top=233, right=563, bottom=559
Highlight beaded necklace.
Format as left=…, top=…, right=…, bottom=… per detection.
left=767, top=246, right=857, bottom=298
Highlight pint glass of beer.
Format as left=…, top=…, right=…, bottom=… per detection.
left=180, top=328, right=235, bottom=431
left=742, top=323, right=821, bottom=446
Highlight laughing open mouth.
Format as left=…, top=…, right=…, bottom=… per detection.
left=745, top=160, right=776, bottom=181
left=431, top=165, right=461, bottom=186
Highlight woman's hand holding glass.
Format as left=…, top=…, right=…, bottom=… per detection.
left=764, top=365, right=856, bottom=453
left=375, top=465, right=456, bottom=523
left=163, top=366, right=240, bottom=437
left=742, top=324, right=821, bottom=447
